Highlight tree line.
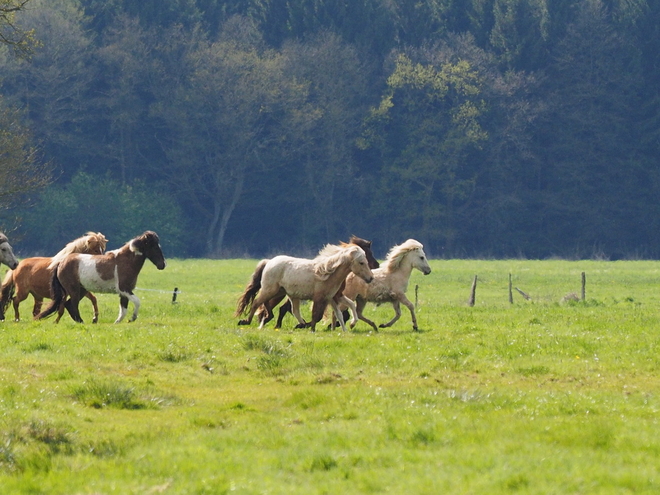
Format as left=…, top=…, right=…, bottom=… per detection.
left=0, top=0, right=658, bottom=259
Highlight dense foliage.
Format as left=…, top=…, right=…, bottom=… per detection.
left=1, top=0, right=658, bottom=258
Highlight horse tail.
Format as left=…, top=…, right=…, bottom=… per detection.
left=0, top=269, right=15, bottom=314
left=35, top=266, right=66, bottom=320
left=235, top=259, right=268, bottom=317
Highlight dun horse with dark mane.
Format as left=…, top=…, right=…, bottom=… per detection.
left=36, top=231, right=166, bottom=323
left=0, top=232, right=107, bottom=322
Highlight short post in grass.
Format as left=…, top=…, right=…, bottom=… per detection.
left=415, top=284, right=419, bottom=309
left=172, top=287, right=179, bottom=304
left=581, top=272, right=586, bottom=301
left=468, top=275, right=478, bottom=307
left=509, top=273, right=513, bottom=304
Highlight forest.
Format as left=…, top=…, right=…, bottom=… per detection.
left=0, top=0, right=658, bottom=259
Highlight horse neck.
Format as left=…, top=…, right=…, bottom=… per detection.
left=116, top=244, right=148, bottom=270
left=326, top=262, right=353, bottom=288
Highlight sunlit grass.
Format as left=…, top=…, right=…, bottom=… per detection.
left=1, top=259, right=660, bottom=493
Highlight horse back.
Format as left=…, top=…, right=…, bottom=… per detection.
left=265, top=256, right=317, bottom=299
left=58, top=253, right=118, bottom=294
left=12, top=257, right=54, bottom=299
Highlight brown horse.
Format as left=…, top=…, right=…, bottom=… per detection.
left=255, top=236, right=380, bottom=329
left=36, top=231, right=166, bottom=324
left=0, top=232, right=107, bottom=323
left=236, top=243, right=374, bottom=332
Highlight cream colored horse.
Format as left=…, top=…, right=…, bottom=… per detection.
left=341, top=239, right=431, bottom=332
left=236, top=244, right=374, bottom=332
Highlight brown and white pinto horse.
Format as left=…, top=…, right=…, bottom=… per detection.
left=255, top=236, right=380, bottom=329
left=236, top=243, right=374, bottom=332
left=0, top=232, right=108, bottom=322
left=36, top=231, right=166, bottom=323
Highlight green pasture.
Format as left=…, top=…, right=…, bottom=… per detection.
left=2, top=259, right=660, bottom=494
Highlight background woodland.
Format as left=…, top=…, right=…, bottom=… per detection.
left=1, top=0, right=658, bottom=259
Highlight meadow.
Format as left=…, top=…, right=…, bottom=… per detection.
left=1, top=258, right=660, bottom=494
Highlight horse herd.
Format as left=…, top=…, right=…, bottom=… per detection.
left=0, top=231, right=431, bottom=331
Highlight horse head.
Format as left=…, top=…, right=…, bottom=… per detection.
left=408, top=241, right=431, bottom=276
left=348, top=245, right=374, bottom=284
left=85, top=232, right=108, bottom=254
left=0, top=233, right=19, bottom=269
left=131, top=231, right=166, bottom=270
left=347, top=235, right=380, bottom=269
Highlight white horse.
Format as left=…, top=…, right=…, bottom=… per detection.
left=341, top=239, right=431, bottom=331
left=236, top=244, right=374, bottom=332
left=0, top=233, right=19, bottom=270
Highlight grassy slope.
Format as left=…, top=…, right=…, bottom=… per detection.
left=1, top=259, right=660, bottom=494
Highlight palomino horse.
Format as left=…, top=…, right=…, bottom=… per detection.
left=0, top=233, right=19, bottom=271
left=35, top=231, right=166, bottom=323
left=0, top=232, right=108, bottom=322
left=255, top=236, right=380, bottom=329
left=236, top=244, right=374, bottom=332
left=341, top=239, right=431, bottom=332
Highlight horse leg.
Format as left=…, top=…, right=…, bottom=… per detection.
left=64, top=294, right=84, bottom=323
left=356, top=296, right=378, bottom=332
left=239, top=287, right=284, bottom=326
left=308, top=298, right=329, bottom=333
left=328, top=296, right=357, bottom=330
left=380, top=300, right=402, bottom=329
left=398, top=294, right=418, bottom=331
left=275, top=298, right=293, bottom=329
left=85, top=292, right=99, bottom=323
left=116, top=295, right=130, bottom=323
left=289, top=298, right=308, bottom=329
left=32, top=297, right=43, bottom=318
left=328, top=299, right=347, bottom=332
left=12, top=287, right=31, bottom=322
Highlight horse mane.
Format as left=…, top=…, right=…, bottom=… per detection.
left=382, top=239, right=424, bottom=273
left=313, top=244, right=360, bottom=280
left=49, top=232, right=108, bottom=269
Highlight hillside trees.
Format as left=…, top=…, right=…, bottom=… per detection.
left=0, top=0, right=50, bottom=214
left=535, top=0, right=647, bottom=255
left=152, top=17, right=305, bottom=256
left=2, top=0, right=660, bottom=257
left=362, top=47, right=488, bottom=255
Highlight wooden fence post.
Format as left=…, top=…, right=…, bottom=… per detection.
left=581, top=272, right=586, bottom=301
left=468, top=275, right=478, bottom=307
left=508, top=273, right=513, bottom=304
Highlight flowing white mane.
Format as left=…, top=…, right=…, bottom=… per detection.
left=313, top=244, right=361, bottom=280
left=49, top=232, right=108, bottom=269
left=382, top=239, right=424, bottom=273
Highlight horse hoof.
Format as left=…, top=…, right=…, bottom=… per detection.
left=238, top=319, right=250, bottom=326
left=294, top=323, right=307, bottom=329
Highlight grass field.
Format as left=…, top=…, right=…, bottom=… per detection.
left=2, top=258, right=660, bottom=494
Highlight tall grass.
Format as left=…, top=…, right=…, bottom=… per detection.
left=1, top=258, right=660, bottom=493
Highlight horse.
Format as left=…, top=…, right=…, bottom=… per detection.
left=0, top=232, right=108, bottom=323
left=35, top=231, right=166, bottom=324
left=0, top=233, right=19, bottom=271
left=255, top=236, right=380, bottom=329
left=340, top=239, right=431, bottom=332
left=235, top=243, right=374, bottom=332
